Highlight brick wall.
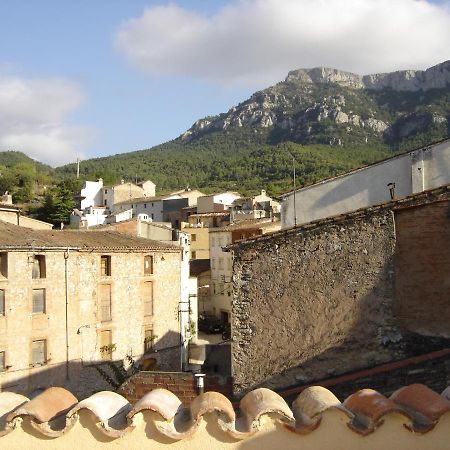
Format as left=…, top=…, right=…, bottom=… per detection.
left=118, top=371, right=233, bottom=405
left=394, top=200, right=450, bottom=337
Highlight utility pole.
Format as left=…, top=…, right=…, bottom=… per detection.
left=76, top=158, right=80, bottom=179
left=293, top=157, right=297, bottom=227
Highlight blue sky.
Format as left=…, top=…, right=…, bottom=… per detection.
left=0, top=0, right=449, bottom=166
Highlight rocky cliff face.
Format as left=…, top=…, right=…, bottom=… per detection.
left=182, top=60, right=450, bottom=148
left=286, top=60, right=450, bottom=92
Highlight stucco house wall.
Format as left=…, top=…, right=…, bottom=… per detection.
left=281, top=139, right=450, bottom=228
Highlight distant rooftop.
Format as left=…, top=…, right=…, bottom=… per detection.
left=0, top=220, right=180, bottom=252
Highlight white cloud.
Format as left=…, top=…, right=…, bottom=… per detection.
left=115, top=0, right=450, bottom=86
left=0, top=76, right=92, bottom=166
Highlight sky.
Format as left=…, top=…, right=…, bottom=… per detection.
left=0, top=0, right=449, bottom=167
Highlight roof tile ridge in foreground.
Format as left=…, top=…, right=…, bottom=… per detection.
left=228, top=183, right=450, bottom=249
left=278, top=137, right=450, bottom=198
left=1, top=383, right=450, bottom=440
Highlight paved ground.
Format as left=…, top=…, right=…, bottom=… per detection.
left=195, top=331, right=226, bottom=345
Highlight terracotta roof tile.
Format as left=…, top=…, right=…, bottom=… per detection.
left=0, top=220, right=179, bottom=251
left=390, top=383, right=450, bottom=431
left=68, top=391, right=132, bottom=437
left=0, top=392, right=28, bottom=437
left=0, top=383, right=450, bottom=441
left=343, top=389, right=406, bottom=434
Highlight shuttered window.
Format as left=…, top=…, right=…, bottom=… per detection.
left=32, top=289, right=45, bottom=314
left=144, top=255, right=153, bottom=275
left=0, top=290, right=4, bottom=316
left=31, top=340, right=46, bottom=365
left=99, top=284, right=112, bottom=322
left=144, top=326, right=153, bottom=352
left=100, top=330, right=112, bottom=360
left=143, top=282, right=153, bottom=316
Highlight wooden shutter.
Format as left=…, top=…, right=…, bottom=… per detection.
left=0, top=351, right=5, bottom=370
left=0, top=290, right=4, bottom=316
left=100, top=330, right=112, bottom=360
left=31, top=340, right=46, bottom=364
left=143, top=282, right=153, bottom=316
left=32, top=289, right=45, bottom=314
left=99, top=284, right=112, bottom=322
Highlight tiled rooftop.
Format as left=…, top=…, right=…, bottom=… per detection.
left=0, top=384, right=449, bottom=439
left=0, top=220, right=180, bottom=252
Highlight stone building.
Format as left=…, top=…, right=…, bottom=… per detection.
left=209, top=219, right=280, bottom=323
left=0, top=221, right=183, bottom=398
left=230, top=185, right=450, bottom=396
left=281, top=138, right=450, bottom=228
left=0, top=199, right=53, bottom=230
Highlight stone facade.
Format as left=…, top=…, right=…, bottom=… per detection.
left=0, top=241, right=182, bottom=398
left=230, top=186, right=450, bottom=396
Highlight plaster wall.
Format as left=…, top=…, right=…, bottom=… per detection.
left=1, top=410, right=449, bottom=450
left=281, top=140, right=450, bottom=228
left=80, top=181, right=103, bottom=209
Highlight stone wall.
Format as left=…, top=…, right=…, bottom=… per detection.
left=231, top=188, right=450, bottom=397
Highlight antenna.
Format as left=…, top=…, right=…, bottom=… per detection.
left=293, top=157, right=297, bottom=227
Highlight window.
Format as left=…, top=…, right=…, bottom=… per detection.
left=104, top=189, right=108, bottom=194
left=144, top=325, right=154, bottom=352
left=31, top=340, right=46, bottom=365
left=144, top=255, right=153, bottom=275
left=151, top=213, right=154, bottom=220
left=99, top=284, right=112, bottom=322
left=0, top=252, right=7, bottom=278
left=143, top=282, right=153, bottom=316
left=144, top=203, right=147, bottom=209
left=104, top=199, right=107, bottom=206
left=100, top=255, right=111, bottom=276
left=32, top=289, right=45, bottom=314
left=0, top=290, right=4, bottom=316
left=32, top=255, right=46, bottom=279
left=191, top=251, right=197, bottom=259
left=191, top=234, right=197, bottom=242
left=100, top=330, right=112, bottom=361
left=0, top=351, right=5, bottom=371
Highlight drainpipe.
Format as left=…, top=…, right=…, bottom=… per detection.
left=64, top=248, right=70, bottom=380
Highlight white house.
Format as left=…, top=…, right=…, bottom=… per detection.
left=197, top=192, right=241, bottom=214
left=280, top=138, right=450, bottom=229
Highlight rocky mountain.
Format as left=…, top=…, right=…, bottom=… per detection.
left=182, top=60, right=450, bottom=149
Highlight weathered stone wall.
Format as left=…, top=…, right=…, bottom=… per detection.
left=0, top=248, right=182, bottom=398
left=394, top=200, right=450, bottom=337
left=231, top=187, right=450, bottom=397
left=232, top=210, right=402, bottom=395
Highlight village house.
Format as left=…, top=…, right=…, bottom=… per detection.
left=230, top=189, right=281, bottom=222
left=280, top=138, right=450, bottom=228
left=209, top=219, right=281, bottom=323
left=0, top=194, right=53, bottom=230
left=71, top=178, right=156, bottom=228
left=0, top=221, right=183, bottom=398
